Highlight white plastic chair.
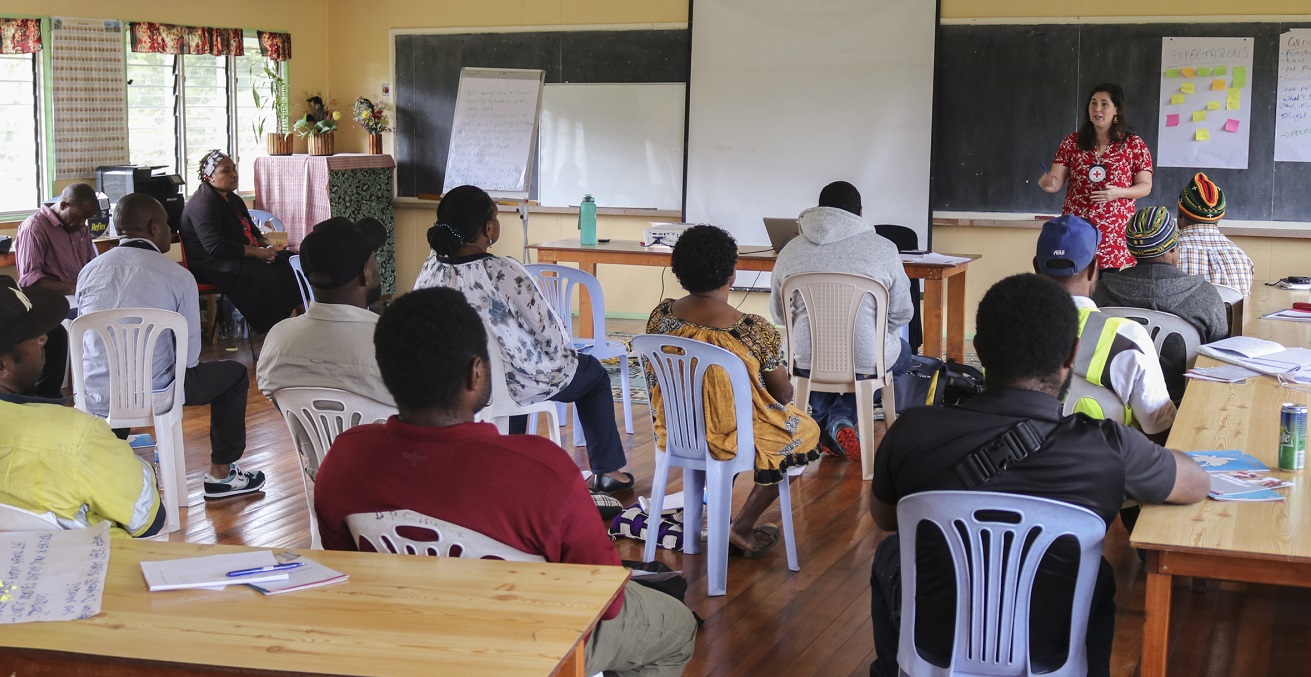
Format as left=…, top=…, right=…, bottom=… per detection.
left=288, top=254, right=316, bottom=308
left=1211, top=283, right=1244, bottom=337
left=897, top=491, right=1106, bottom=677
left=523, top=264, right=635, bottom=447
left=248, top=208, right=285, bottom=232
left=780, top=272, right=897, bottom=481
left=271, top=387, right=397, bottom=549
left=631, top=334, right=799, bottom=597
left=0, top=503, right=61, bottom=532
left=346, top=509, right=545, bottom=561
left=70, top=309, right=188, bottom=534
left=476, top=321, right=561, bottom=444
left=1099, top=307, right=1203, bottom=370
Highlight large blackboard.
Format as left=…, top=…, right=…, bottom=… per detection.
left=932, top=22, right=1311, bottom=221
left=394, top=29, right=691, bottom=198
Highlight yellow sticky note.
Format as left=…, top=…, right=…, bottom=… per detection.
left=1196, top=129, right=1210, bottom=141
left=1227, top=98, right=1240, bottom=110
left=1198, top=67, right=1213, bottom=77
left=1229, top=87, right=1242, bottom=99
left=1212, top=79, right=1226, bottom=91
left=1214, top=66, right=1227, bottom=75
left=1181, top=83, right=1196, bottom=94
left=1192, top=110, right=1207, bottom=122
left=1182, top=67, right=1196, bottom=77
left=1171, top=94, right=1186, bottom=105
left=1207, top=100, right=1221, bottom=110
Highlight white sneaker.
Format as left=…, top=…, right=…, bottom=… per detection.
left=203, top=463, right=267, bottom=499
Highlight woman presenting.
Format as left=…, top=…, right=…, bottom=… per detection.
left=1039, top=83, right=1154, bottom=271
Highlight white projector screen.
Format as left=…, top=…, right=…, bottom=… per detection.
left=685, top=0, right=937, bottom=248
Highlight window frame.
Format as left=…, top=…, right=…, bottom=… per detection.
left=0, top=16, right=52, bottom=222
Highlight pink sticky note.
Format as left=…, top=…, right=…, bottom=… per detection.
left=1166, top=114, right=1181, bottom=127
left=1224, top=118, right=1240, bottom=133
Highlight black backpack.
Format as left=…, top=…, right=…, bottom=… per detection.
left=944, top=360, right=986, bottom=405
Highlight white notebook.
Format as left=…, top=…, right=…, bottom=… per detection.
left=140, top=551, right=290, bottom=592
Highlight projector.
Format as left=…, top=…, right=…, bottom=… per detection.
left=642, top=222, right=696, bottom=248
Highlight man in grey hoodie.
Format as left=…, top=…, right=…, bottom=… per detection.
left=1093, top=206, right=1228, bottom=401
left=770, top=181, right=913, bottom=459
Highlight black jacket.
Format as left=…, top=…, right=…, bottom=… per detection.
left=180, top=182, right=259, bottom=276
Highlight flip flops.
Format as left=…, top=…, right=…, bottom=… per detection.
left=728, top=524, right=781, bottom=559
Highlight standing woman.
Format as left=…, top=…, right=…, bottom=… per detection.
left=1039, top=83, right=1154, bottom=272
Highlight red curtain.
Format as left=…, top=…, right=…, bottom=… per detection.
left=129, top=22, right=244, bottom=56
left=0, top=18, right=41, bottom=54
left=257, top=31, right=291, bottom=61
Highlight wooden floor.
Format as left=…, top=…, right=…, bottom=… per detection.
left=156, top=325, right=1311, bottom=677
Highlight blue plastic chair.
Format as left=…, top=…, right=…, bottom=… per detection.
left=288, top=254, right=315, bottom=308
left=896, top=491, right=1106, bottom=676
left=248, top=209, right=285, bottom=232
left=631, top=334, right=799, bottom=597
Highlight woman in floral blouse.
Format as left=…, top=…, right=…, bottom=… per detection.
left=412, top=185, right=631, bottom=493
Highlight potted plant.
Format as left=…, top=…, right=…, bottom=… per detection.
left=250, top=64, right=291, bottom=155
left=293, top=93, right=340, bottom=156
left=352, top=96, right=392, bottom=154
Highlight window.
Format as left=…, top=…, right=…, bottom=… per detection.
left=0, top=52, right=42, bottom=213
left=126, top=33, right=282, bottom=194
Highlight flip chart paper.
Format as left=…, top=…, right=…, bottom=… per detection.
left=1158, top=36, right=1253, bottom=168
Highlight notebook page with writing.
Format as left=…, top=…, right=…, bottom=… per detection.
left=140, top=551, right=289, bottom=592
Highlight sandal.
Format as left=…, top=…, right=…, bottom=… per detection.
left=728, top=524, right=781, bottom=559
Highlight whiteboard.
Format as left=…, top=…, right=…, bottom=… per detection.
left=443, top=68, right=544, bottom=197
left=538, top=83, right=686, bottom=210
left=684, top=0, right=936, bottom=246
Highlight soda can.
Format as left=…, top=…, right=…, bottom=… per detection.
left=1278, top=403, right=1308, bottom=471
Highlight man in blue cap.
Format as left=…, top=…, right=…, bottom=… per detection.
left=1034, top=214, right=1175, bottom=443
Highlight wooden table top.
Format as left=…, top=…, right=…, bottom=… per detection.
left=0, top=540, right=629, bottom=676
left=1131, top=282, right=1311, bottom=561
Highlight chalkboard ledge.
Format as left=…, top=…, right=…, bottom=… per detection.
left=394, top=197, right=680, bottom=218
left=933, top=211, right=1311, bottom=240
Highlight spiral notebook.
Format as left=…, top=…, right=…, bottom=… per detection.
left=140, top=551, right=290, bottom=592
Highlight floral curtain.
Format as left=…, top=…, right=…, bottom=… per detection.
left=257, top=31, right=291, bottom=61
left=129, top=22, right=244, bottom=56
left=0, top=18, right=41, bottom=54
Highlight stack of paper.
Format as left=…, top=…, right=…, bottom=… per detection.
left=1262, top=308, right=1311, bottom=323
left=140, top=551, right=290, bottom=592
left=1186, top=364, right=1260, bottom=383
left=1184, top=451, right=1292, bottom=502
left=1198, top=337, right=1311, bottom=376
left=899, top=252, right=972, bottom=266
left=247, top=551, right=348, bottom=596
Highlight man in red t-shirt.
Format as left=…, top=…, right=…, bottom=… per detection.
left=314, top=287, right=697, bottom=676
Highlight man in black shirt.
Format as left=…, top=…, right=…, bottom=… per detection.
left=868, top=273, right=1209, bottom=677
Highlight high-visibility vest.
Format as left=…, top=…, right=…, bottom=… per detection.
left=1072, top=308, right=1141, bottom=426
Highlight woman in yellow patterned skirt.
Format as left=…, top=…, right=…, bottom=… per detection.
left=645, top=225, right=820, bottom=559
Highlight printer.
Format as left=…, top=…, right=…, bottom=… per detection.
left=96, top=165, right=186, bottom=232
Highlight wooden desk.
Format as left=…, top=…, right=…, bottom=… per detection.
left=1131, top=282, right=1311, bottom=677
left=526, top=239, right=980, bottom=363
left=0, top=540, right=629, bottom=677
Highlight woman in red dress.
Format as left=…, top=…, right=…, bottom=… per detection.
left=1039, top=83, right=1154, bottom=272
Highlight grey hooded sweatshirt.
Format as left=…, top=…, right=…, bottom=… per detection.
left=770, top=206, right=911, bottom=374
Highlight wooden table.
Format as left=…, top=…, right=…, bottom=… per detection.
left=1131, top=282, right=1311, bottom=677
left=0, top=539, right=629, bottom=676
left=526, top=238, right=980, bottom=363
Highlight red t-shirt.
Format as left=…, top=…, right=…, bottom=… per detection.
left=314, top=418, right=624, bottom=619
left=1053, top=132, right=1154, bottom=270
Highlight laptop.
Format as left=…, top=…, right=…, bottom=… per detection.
left=763, top=217, right=801, bottom=253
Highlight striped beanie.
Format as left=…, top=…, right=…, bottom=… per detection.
left=1126, top=206, right=1178, bottom=258
left=1178, top=172, right=1226, bottom=223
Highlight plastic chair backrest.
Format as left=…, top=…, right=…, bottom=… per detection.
left=288, top=254, right=316, bottom=306
left=897, top=491, right=1106, bottom=677
left=271, top=387, right=396, bottom=478
left=0, top=503, right=61, bottom=532
left=1099, top=306, right=1202, bottom=369
left=781, top=272, right=891, bottom=385
left=345, top=509, right=545, bottom=561
left=248, top=209, right=285, bottom=232
left=1062, top=378, right=1126, bottom=424
left=522, top=263, right=605, bottom=341
left=630, top=334, right=756, bottom=471
left=1212, top=283, right=1242, bottom=304
left=69, top=308, right=188, bottom=428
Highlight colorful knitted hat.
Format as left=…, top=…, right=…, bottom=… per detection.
left=1126, top=206, right=1178, bottom=257
left=1178, top=172, right=1226, bottom=223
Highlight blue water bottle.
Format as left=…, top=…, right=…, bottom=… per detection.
left=578, top=194, right=597, bottom=245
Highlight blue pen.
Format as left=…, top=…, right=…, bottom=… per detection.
left=225, top=562, right=304, bottom=577
left=1041, top=162, right=1050, bottom=175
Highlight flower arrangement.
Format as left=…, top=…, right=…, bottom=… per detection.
left=293, top=93, right=340, bottom=137
left=352, top=97, right=392, bottom=135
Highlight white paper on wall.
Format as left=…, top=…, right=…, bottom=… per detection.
left=1275, top=29, right=1311, bottom=162
left=1156, top=36, right=1254, bottom=170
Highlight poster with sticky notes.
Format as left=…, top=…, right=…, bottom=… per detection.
left=1158, top=36, right=1253, bottom=169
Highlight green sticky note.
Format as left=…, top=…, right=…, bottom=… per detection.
left=1171, top=93, right=1186, bottom=105
left=1233, top=66, right=1247, bottom=88
left=1207, top=100, right=1221, bottom=110
left=1196, top=128, right=1210, bottom=141
left=1193, top=110, right=1207, bottom=122
left=1214, top=66, right=1227, bottom=75
left=1198, top=67, right=1213, bottom=76
left=1166, top=68, right=1180, bottom=78
left=1181, top=83, right=1196, bottom=94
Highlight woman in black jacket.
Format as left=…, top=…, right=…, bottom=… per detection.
left=180, top=150, right=301, bottom=333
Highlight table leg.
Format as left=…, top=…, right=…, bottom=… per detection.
left=921, top=279, right=944, bottom=360
left=1142, top=553, right=1172, bottom=677
left=946, top=272, right=967, bottom=363
left=554, top=640, right=587, bottom=677
left=577, top=261, right=598, bottom=340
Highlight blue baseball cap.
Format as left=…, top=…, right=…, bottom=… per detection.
left=1035, top=214, right=1100, bottom=277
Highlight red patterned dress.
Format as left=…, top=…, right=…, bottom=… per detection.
left=1053, top=132, right=1154, bottom=270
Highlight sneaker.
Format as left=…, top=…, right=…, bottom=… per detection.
left=831, top=422, right=861, bottom=462
left=203, top=463, right=267, bottom=499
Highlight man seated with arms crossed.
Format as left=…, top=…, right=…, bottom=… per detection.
left=75, top=194, right=266, bottom=500
left=1034, top=214, right=1176, bottom=443
left=867, top=274, right=1208, bottom=677
left=14, top=182, right=100, bottom=295
left=1175, top=173, right=1254, bottom=298
left=0, top=278, right=164, bottom=538
left=314, top=288, right=698, bottom=677
left=257, top=216, right=392, bottom=407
